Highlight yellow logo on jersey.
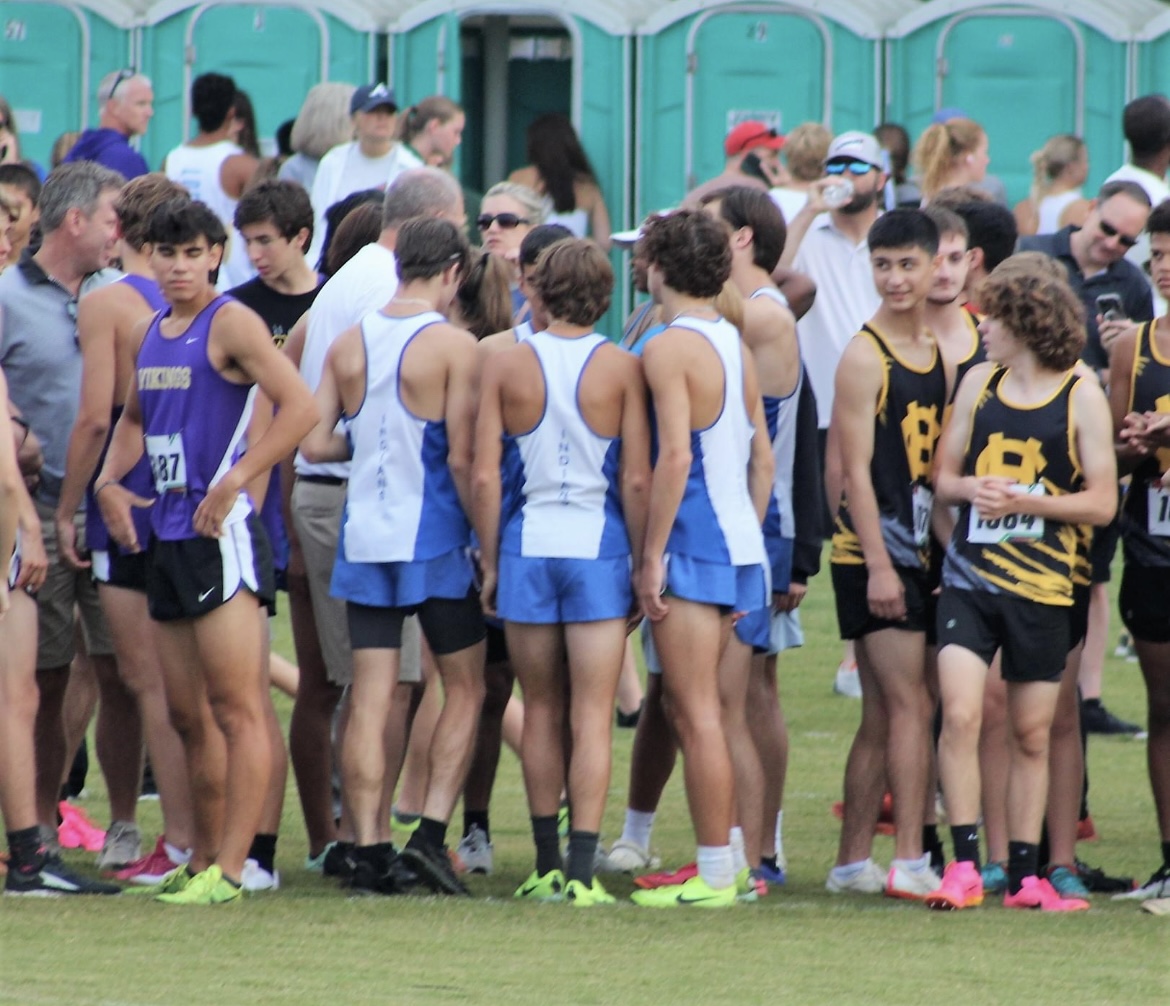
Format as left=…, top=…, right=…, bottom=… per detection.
left=1155, top=393, right=1170, bottom=472
left=901, top=402, right=941, bottom=482
left=975, top=433, right=1047, bottom=483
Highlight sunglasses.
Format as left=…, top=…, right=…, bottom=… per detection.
left=1099, top=219, right=1140, bottom=248
left=108, top=68, right=136, bottom=101
left=477, top=212, right=529, bottom=232
left=825, top=160, right=874, bottom=177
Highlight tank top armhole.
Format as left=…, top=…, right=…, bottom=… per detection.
left=963, top=365, right=1003, bottom=460
left=857, top=327, right=889, bottom=420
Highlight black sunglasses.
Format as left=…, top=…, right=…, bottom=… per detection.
left=108, top=68, right=136, bottom=101
left=1099, top=219, right=1140, bottom=249
left=477, top=212, right=529, bottom=232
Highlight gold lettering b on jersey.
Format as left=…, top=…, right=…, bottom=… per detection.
left=901, top=402, right=941, bottom=481
left=975, top=433, right=1047, bottom=483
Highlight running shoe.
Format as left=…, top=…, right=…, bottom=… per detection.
left=1081, top=699, right=1142, bottom=736
left=565, top=877, right=615, bottom=907
left=114, top=836, right=187, bottom=885
left=455, top=824, right=493, bottom=875
left=305, top=841, right=335, bottom=873
left=631, top=874, right=737, bottom=909
left=4, top=853, right=121, bottom=896
left=886, top=858, right=942, bottom=901
left=826, top=859, right=887, bottom=895
left=757, top=861, right=787, bottom=886
left=514, top=868, right=565, bottom=902
left=634, top=861, right=697, bottom=890
left=981, top=861, right=1008, bottom=894
left=833, top=661, right=862, bottom=698
left=1074, top=859, right=1134, bottom=894
left=401, top=841, right=470, bottom=896
left=1113, top=864, right=1170, bottom=901
left=57, top=802, right=105, bottom=852
left=241, top=858, right=280, bottom=891
left=349, top=848, right=416, bottom=896
left=736, top=867, right=767, bottom=903
left=95, top=820, right=141, bottom=870
left=925, top=861, right=984, bottom=910
left=156, top=865, right=242, bottom=905
left=1045, top=864, right=1090, bottom=899
left=323, top=840, right=355, bottom=880
left=600, top=838, right=660, bottom=874
left=124, top=863, right=194, bottom=896
left=1003, top=876, right=1089, bottom=911
left=1141, top=897, right=1170, bottom=916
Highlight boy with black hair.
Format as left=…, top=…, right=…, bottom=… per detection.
left=827, top=208, right=946, bottom=901
left=95, top=198, right=318, bottom=905
left=0, top=163, right=41, bottom=267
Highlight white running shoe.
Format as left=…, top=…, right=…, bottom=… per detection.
left=826, top=859, right=886, bottom=894
left=1114, top=864, right=1170, bottom=900
left=885, top=857, right=942, bottom=901
left=833, top=663, right=862, bottom=698
left=240, top=858, right=280, bottom=891
left=95, top=820, right=141, bottom=870
left=600, top=838, right=661, bottom=874
left=455, top=824, right=494, bottom=875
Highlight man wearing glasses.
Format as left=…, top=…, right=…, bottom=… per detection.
left=1019, top=180, right=1154, bottom=374
left=64, top=70, right=153, bottom=180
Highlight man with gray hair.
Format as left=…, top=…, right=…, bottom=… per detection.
left=0, top=161, right=131, bottom=882
left=281, top=167, right=465, bottom=880
left=64, top=70, right=153, bottom=179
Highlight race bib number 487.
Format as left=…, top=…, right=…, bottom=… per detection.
left=145, top=433, right=188, bottom=494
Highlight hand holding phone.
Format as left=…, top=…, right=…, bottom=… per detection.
left=1095, top=293, right=1126, bottom=322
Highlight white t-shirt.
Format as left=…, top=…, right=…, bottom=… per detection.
left=793, top=215, right=881, bottom=428
left=384, top=143, right=425, bottom=190
left=307, top=142, right=399, bottom=266
left=1036, top=189, right=1081, bottom=235
left=296, top=241, right=399, bottom=478
left=1105, top=163, right=1169, bottom=313
left=769, top=187, right=809, bottom=224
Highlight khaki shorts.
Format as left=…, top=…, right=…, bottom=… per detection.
left=291, top=478, right=420, bottom=686
left=34, top=498, right=114, bottom=670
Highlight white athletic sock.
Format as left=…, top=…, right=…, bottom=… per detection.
left=830, top=858, right=871, bottom=882
left=729, top=826, right=748, bottom=873
left=164, top=840, right=191, bottom=866
left=621, top=809, right=655, bottom=850
left=774, top=810, right=786, bottom=868
left=891, top=853, right=932, bottom=874
left=696, top=845, right=735, bottom=890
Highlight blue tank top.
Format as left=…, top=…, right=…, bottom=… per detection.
left=85, top=274, right=167, bottom=552
left=135, top=296, right=257, bottom=541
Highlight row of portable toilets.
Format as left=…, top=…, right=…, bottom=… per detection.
left=6, top=0, right=1170, bottom=324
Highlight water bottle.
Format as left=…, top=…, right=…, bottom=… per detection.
left=823, top=179, right=855, bottom=210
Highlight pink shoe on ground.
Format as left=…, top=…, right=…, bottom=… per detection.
left=1003, top=875, right=1089, bottom=912
left=58, top=802, right=106, bottom=852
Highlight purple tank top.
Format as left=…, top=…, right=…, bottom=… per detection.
left=136, top=295, right=257, bottom=541
left=85, top=274, right=168, bottom=553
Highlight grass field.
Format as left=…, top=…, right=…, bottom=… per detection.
left=1, top=569, right=1166, bottom=1005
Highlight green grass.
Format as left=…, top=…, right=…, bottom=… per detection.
left=1, top=570, right=1166, bottom=1005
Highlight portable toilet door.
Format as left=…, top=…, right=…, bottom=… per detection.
left=140, top=1, right=376, bottom=169
left=636, top=0, right=886, bottom=218
left=885, top=1, right=1134, bottom=205
left=0, top=0, right=132, bottom=170
left=1134, top=9, right=1170, bottom=108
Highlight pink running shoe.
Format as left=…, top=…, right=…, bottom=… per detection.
left=113, top=836, right=184, bottom=885
left=57, top=802, right=106, bottom=852
left=925, top=861, right=984, bottom=911
left=1003, top=875, right=1089, bottom=912
left=634, top=862, right=698, bottom=890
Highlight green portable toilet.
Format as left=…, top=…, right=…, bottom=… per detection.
left=1133, top=6, right=1170, bottom=108
left=388, top=0, right=633, bottom=333
left=635, top=0, right=899, bottom=218
left=885, top=0, right=1145, bottom=205
left=0, top=0, right=134, bottom=169
left=138, top=0, right=379, bottom=169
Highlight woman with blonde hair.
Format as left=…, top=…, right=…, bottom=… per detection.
left=769, top=122, right=832, bottom=221
left=278, top=82, right=357, bottom=192
left=914, top=118, right=990, bottom=202
left=478, top=181, right=547, bottom=313
left=1013, top=134, right=1089, bottom=236
left=387, top=96, right=465, bottom=185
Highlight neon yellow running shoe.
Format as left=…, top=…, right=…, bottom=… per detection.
left=736, top=867, right=766, bottom=903
left=565, top=877, right=616, bottom=907
left=391, top=806, right=421, bottom=837
left=156, top=865, right=242, bottom=905
left=125, top=864, right=193, bottom=896
left=514, top=869, right=565, bottom=902
left=630, top=874, right=737, bottom=909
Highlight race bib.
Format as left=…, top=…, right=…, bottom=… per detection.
left=911, top=484, right=933, bottom=548
left=968, top=483, right=1045, bottom=543
left=145, top=433, right=188, bottom=494
left=1148, top=485, right=1170, bottom=537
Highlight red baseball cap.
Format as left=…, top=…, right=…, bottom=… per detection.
left=725, top=121, right=785, bottom=157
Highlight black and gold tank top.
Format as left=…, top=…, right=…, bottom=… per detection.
left=942, top=366, right=1086, bottom=604
left=1120, top=320, right=1170, bottom=568
left=831, top=324, right=946, bottom=571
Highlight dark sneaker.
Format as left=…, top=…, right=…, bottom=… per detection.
left=1081, top=700, right=1141, bottom=735
left=1074, top=859, right=1134, bottom=894
left=349, top=847, right=417, bottom=896
left=323, top=840, right=355, bottom=881
left=401, top=841, right=470, bottom=896
left=5, top=854, right=121, bottom=896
